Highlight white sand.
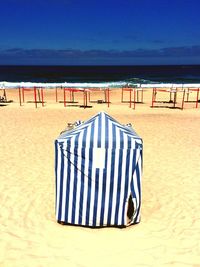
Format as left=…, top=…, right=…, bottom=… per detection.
left=0, top=89, right=200, bottom=267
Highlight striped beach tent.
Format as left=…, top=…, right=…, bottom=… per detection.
left=55, top=111, right=142, bottom=227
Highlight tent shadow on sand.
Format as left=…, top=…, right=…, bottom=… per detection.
left=55, top=111, right=143, bottom=228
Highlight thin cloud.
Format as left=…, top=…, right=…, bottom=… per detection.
left=1, top=45, right=200, bottom=60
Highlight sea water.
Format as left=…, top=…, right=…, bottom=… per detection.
left=0, top=65, right=200, bottom=88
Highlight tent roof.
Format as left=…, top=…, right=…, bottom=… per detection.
left=56, top=111, right=142, bottom=149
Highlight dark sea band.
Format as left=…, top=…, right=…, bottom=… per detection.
left=0, top=65, right=200, bottom=88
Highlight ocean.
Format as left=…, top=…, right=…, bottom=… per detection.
left=1, top=65, right=200, bottom=88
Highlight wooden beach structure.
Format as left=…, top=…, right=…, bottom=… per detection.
left=151, top=87, right=186, bottom=110
left=1, top=82, right=198, bottom=110
left=121, top=86, right=144, bottom=109
left=62, top=88, right=92, bottom=108
left=61, top=87, right=110, bottom=108
left=88, top=87, right=110, bottom=107
left=18, top=87, right=45, bottom=108
left=184, top=88, right=200, bottom=108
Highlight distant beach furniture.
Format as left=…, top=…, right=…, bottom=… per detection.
left=2, top=82, right=198, bottom=109
left=55, top=111, right=143, bottom=227
left=63, top=88, right=92, bottom=108
left=55, top=87, right=93, bottom=108
left=121, top=86, right=144, bottom=109
left=60, top=87, right=110, bottom=108
left=18, top=87, right=45, bottom=108
left=151, top=87, right=186, bottom=109
left=55, top=87, right=80, bottom=106
left=88, top=87, right=110, bottom=107
left=184, top=88, right=200, bottom=108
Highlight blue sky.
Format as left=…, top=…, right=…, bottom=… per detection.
left=0, top=0, right=200, bottom=65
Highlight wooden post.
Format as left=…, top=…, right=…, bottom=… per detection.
left=152, top=88, right=155, bottom=107
left=107, top=88, right=110, bottom=107
left=170, top=91, right=172, bottom=102
left=133, top=88, right=136, bottom=109
left=137, top=90, right=139, bottom=102
left=41, top=88, right=44, bottom=107
left=34, top=87, right=37, bottom=108
left=173, top=91, right=176, bottom=108
left=69, top=89, right=72, bottom=102
left=64, top=88, right=66, bottom=107
left=129, top=88, right=132, bottom=108
left=83, top=90, right=86, bottom=108
left=37, top=88, right=41, bottom=103
left=89, top=91, right=91, bottom=102
left=19, top=87, right=22, bottom=106
left=22, top=87, right=25, bottom=103
left=196, top=88, right=199, bottom=108
left=141, top=88, right=144, bottom=103
left=181, top=89, right=185, bottom=110
left=151, top=88, right=154, bottom=107
left=85, top=90, right=87, bottom=109
left=55, top=88, right=58, bottom=102
left=83, top=90, right=85, bottom=108
left=187, top=88, right=189, bottom=102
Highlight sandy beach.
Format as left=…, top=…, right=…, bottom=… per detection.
left=1, top=88, right=200, bottom=267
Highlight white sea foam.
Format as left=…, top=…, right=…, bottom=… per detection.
left=0, top=81, right=127, bottom=89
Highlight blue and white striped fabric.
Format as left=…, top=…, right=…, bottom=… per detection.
left=55, top=111, right=142, bottom=227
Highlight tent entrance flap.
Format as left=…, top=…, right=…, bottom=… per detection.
left=127, top=194, right=135, bottom=224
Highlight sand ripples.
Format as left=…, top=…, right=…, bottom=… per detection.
left=1, top=101, right=200, bottom=266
